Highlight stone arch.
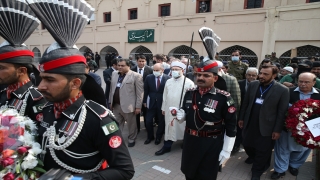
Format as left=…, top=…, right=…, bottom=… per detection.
left=219, top=45, right=258, bottom=67
left=79, top=46, right=92, bottom=55
left=279, top=45, right=320, bottom=66
left=130, top=45, right=153, bottom=61
left=168, top=45, right=199, bottom=59
left=100, top=45, right=119, bottom=58
left=32, top=47, right=41, bottom=62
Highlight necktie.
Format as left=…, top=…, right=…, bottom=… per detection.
left=157, top=77, right=161, bottom=90
left=139, top=69, right=142, bottom=74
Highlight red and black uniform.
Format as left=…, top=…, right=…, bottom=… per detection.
left=181, top=86, right=237, bottom=180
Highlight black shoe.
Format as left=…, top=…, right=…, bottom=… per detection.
left=155, top=148, right=170, bottom=156
left=271, top=172, right=285, bottom=179
left=144, top=138, right=154, bottom=144
left=155, top=138, right=161, bottom=145
left=128, top=142, right=135, bottom=147
left=231, top=146, right=240, bottom=154
left=251, top=176, right=260, bottom=180
left=245, top=157, right=254, bottom=164
left=289, top=166, right=299, bottom=176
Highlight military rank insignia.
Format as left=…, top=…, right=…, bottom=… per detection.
left=102, top=121, right=119, bottom=136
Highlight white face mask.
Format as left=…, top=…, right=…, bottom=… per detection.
left=153, top=71, right=161, bottom=77
left=172, top=70, right=181, bottom=78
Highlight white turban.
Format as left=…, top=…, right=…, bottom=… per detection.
left=171, top=61, right=186, bottom=70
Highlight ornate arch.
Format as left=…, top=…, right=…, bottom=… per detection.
left=79, top=46, right=92, bottom=55
left=100, top=45, right=119, bottom=59
left=219, top=45, right=258, bottom=67
left=279, top=45, right=320, bottom=66
left=168, top=45, right=199, bottom=59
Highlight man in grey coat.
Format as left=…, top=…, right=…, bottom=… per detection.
left=238, top=65, right=289, bottom=180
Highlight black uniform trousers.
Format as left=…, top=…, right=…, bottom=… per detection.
left=145, top=105, right=165, bottom=140
left=244, top=145, right=273, bottom=177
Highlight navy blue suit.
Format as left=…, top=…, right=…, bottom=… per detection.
left=164, top=68, right=171, bottom=75
left=143, top=73, right=170, bottom=139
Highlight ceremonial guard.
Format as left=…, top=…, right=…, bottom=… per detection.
left=0, top=0, right=45, bottom=123
left=27, top=0, right=134, bottom=179
left=175, top=28, right=237, bottom=180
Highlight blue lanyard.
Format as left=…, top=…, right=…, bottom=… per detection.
left=259, top=81, right=274, bottom=98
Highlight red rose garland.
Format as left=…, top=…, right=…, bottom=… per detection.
left=286, top=99, right=320, bottom=149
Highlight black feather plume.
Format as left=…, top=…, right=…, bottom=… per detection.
left=26, top=0, right=94, bottom=48
left=0, top=0, right=40, bottom=46
left=198, top=27, right=221, bottom=60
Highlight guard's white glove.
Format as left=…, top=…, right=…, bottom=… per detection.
left=219, top=133, right=235, bottom=165
left=169, top=107, right=185, bottom=120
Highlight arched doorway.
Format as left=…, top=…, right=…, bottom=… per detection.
left=100, top=46, right=119, bottom=66
left=130, top=45, right=153, bottom=61
left=279, top=45, right=320, bottom=66
left=219, top=45, right=258, bottom=67
left=79, top=46, right=92, bottom=56
left=168, top=45, right=199, bottom=59
left=32, top=47, right=41, bottom=62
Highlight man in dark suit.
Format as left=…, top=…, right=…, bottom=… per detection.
left=103, top=59, right=118, bottom=107
left=143, top=63, right=170, bottom=145
left=238, top=65, right=289, bottom=180
left=271, top=72, right=320, bottom=179
left=131, top=55, right=153, bottom=132
left=233, top=67, right=258, bottom=153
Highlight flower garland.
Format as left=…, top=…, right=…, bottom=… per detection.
left=0, top=107, right=45, bottom=180
left=286, top=99, right=320, bottom=149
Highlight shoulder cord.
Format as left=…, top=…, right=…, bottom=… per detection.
left=43, top=105, right=104, bottom=173
left=19, top=91, right=30, bottom=116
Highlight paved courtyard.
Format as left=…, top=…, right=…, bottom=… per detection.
left=95, top=67, right=316, bottom=180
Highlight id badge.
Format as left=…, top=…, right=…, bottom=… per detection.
left=255, top=98, right=264, bottom=104
left=116, top=82, right=121, bottom=87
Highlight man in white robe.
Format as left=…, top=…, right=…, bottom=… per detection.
left=155, top=61, right=195, bottom=155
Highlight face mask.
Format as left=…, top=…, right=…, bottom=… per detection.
left=231, top=56, right=240, bottom=61
left=172, top=70, right=181, bottom=78
left=153, top=71, right=161, bottom=77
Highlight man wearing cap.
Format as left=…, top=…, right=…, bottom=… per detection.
left=279, top=67, right=293, bottom=80
left=29, top=1, right=134, bottom=178
left=0, top=0, right=46, bottom=124
left=280, top=60, right=320, bottom=89
left=271, top=72, right=320, bottom=179
left=270, top=52, right=279, bottom=63
left=228, top=50, right=248, bottom=80
left=155, top=61, right=194, bottom=155
left=311, top=61, right=320, bottom=78
left=174, top=60, right=237, bottom=180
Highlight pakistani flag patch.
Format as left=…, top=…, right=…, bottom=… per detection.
left=227, top=99, right=235, bottom=106
left=102, top=121, right=119, bottom=136
left=33, top=104, right=44, bottom=113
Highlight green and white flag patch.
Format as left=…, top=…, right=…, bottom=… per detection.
left=102, top=121, right=119, bottom=136
left=227, top=99, right=235, bottom=106
left=33, top=104, right=44, bottom=113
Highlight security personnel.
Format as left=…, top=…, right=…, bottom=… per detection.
left=0, top=0, right=45, bottom=124
left=175, top=60, right=237, bottom=180
left=29, top=1, right=134, bottom=179
left=228, top=50, right=248, bottom=80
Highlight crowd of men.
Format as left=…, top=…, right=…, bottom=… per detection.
left=97, top=51, right=319, bottom=180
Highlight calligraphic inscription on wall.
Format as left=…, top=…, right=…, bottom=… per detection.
left=128, top=29, right=154, bottom=43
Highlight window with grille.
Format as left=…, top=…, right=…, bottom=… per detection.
left=104, top=12, right=111, bottom=23
left=308, top=0, right=320, bottom=2
left=196, top=0, right=211, bottom=13
left=279, top=45, right=320, bottom=67
left=129, top=8, right=137, bottom=20
left=244, top=0, right=264, bottom=9
left=159, top=4, right=170, bottom=17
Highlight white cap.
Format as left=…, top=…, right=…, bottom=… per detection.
left=216, top=61, right=223, bottom=68
left=283, top=67, right=293, bottom=73
left=171, top=61, right=186, bottom=70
